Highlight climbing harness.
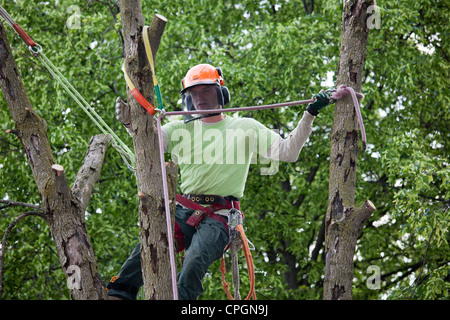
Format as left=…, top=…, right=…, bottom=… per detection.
left=175, top=194, right=233, bottom=231
left=174, top=193, right=256, bottom=300
left=0, top=5, right=136, bottom=170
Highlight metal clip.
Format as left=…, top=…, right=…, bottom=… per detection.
left=246, top=236, right=256, bottom=251
left=228, top=208, right=243, bottom=230
left=155, top=107, right=166, bottom=119
left=29, top=43, right=42, bottom=57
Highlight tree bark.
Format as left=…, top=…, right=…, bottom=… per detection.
left=1, top=21, right=108, bottom=299
left=323, top=0, right=376, bottom=300
left=118, top=1, right=175, bottom=300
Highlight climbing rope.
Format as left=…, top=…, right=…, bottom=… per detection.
left=330, top=85, right=366, bottom=150
left=37, top=51, right=136, bottom=170
left=220, top=224, right=257, bottom=300
left=0, top=5, right=136, bottom=170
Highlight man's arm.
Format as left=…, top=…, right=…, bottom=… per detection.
left=264, top=90, right=334, bottom=162
left=264, top=111, right=315, bottom=162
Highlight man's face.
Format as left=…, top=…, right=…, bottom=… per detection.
left=189, top=85, right=219, bottom=110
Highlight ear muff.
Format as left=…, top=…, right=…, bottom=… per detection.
left=215, top=85, right=230, bottom=107
left=215, top=67, right=229, bottom=106
left=216, top=67, right=223, bottom=79
left=221, top=86, right=230, bottom=106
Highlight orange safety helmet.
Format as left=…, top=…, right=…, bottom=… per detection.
left=181, top=64, right=230, bottom=123
left=181, top=64, right=225, bottom=93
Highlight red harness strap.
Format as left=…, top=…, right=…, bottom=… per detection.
left=174, top=194, right=237, bottom=252
left=176, top=194, right=231, bottom=228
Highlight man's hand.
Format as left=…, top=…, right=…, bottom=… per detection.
left=306, top=89, right=335, bottom=116
left=115, top=97, right=131, bottom=127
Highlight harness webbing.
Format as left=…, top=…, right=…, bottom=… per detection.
left=121, top=26, right=164, bottom=117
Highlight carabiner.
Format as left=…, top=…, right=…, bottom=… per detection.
left=29, top=43, right=42, bottom=57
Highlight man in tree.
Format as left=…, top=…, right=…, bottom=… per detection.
left=107, top=63, right=333, bottom=300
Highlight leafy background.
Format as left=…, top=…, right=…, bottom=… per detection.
left=0, top=0, right=448, bottom=300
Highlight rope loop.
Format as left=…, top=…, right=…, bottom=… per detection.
left=331, top=85, right=367, bottom=150
left=220, top=224, right=256, bottom=300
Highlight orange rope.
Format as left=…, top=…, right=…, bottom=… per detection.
left=220, top=224, right=256, bottom=300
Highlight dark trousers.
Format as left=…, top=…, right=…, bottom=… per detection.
left=107, top=205, right=229, bottom=300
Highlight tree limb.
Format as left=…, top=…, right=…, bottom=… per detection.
left=1, top=20, right=108, bottom=299
left=119, top=0, right=175, bottom=300
left=71, top=134, right=110, bottom=213
left=0, top=199, right=41, bottom=210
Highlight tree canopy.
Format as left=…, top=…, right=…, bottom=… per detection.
left=1, top=0, right=448, bottom=300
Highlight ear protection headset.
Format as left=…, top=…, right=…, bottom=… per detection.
left=180, top=64, right=230, bottom=119
left=182, top=84, right=230, bottom=112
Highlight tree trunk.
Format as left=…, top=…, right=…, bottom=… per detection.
left=1, top=21, right=110, bottom=299
left=323, top=0, right=376, bottom=300
left=118, top=1, right=175, bottom=300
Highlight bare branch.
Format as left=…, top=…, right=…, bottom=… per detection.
left=71, top=134, right=110, bottom=213
left=0, top=199, right=41, bottom=210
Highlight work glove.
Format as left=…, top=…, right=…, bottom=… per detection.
left=306, top=88, right=335, bottom=116
left=115, top=97, right=131, bottom=127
